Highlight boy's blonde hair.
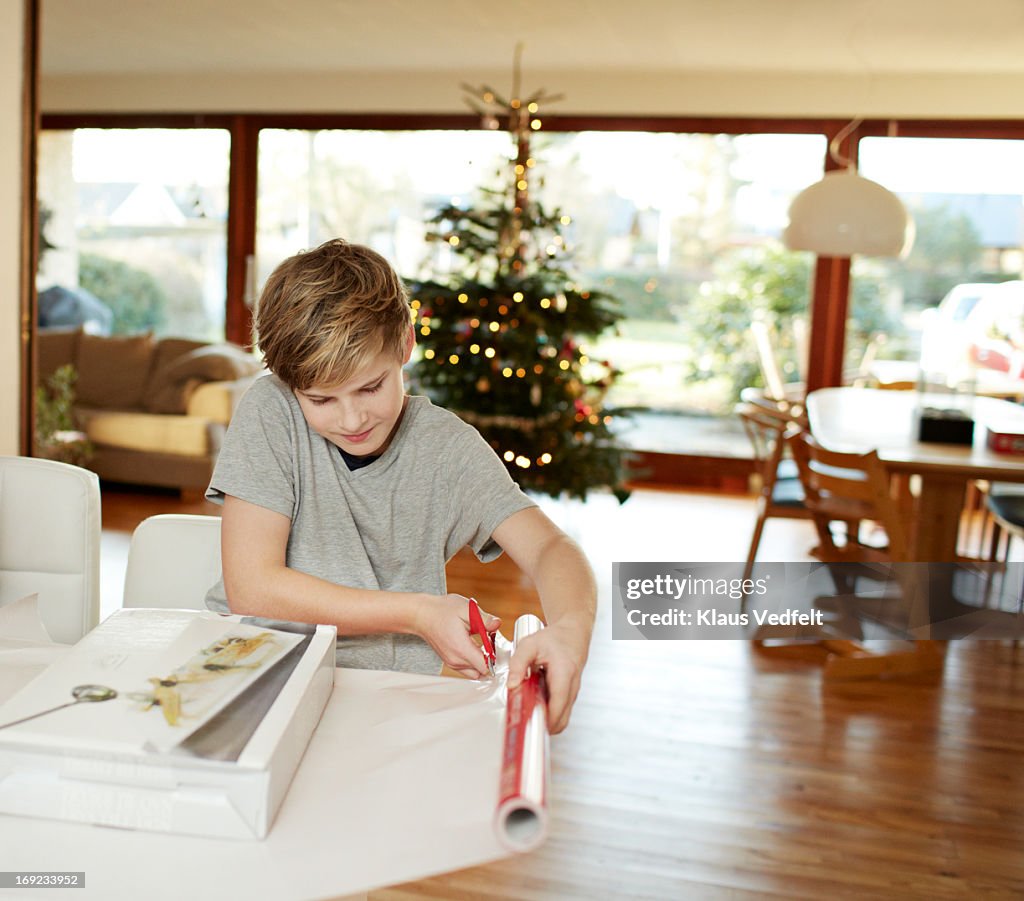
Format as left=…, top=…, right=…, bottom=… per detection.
left=255, top=239, right=411, bottom=390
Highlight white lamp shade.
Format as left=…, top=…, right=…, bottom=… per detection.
left=783, top=169, right=915, bottom=258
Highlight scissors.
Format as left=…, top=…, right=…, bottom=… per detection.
left=467, top=597, right=496, bottom=676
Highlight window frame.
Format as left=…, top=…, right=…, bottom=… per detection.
left=39, top=112, right=1024, bottom=473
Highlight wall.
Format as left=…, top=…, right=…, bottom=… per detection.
left=0, top=0, right=25, bottom=456
left=40, top=69, right=1024, bottom=119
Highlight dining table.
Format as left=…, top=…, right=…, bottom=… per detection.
left=806, top=387, right=1024, bottom=562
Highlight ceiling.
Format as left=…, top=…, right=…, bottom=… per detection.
left=40, top=0, right=1024, bottom=78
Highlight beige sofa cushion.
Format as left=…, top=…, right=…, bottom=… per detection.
left=187, top=381, right=234, bottom=425
left=76, top=409, right=210, bottom=457
left=146, top=337, right=208, bottom=387
left=144, top=343, right=262, bottom=414
left=75, top=333, right=154, bottom=409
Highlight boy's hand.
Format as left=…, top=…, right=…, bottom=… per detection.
left=415, top=594, right=501, bottom=679
left=507, top=616, right=590, bottom=735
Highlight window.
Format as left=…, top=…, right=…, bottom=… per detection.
left=256, top=129, right=509, bottom=284
left=535, top=131, right=826, bottom=413
left=35, top=114, right=1024, bottom=469
left=37, top=128, right=230, bottom=340
left=852, top=137, right=1024, bottom=382
left=257, top=127, right=826, bottom=423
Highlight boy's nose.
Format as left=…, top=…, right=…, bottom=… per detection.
left=336, top=403, right=368, bottom=433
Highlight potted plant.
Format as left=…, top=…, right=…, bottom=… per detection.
left=34, top=364, right=93, bottom=467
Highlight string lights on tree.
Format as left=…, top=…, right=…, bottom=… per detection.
left=406, top=48, right=632, bottom=501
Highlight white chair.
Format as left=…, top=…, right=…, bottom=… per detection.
left=0, top=455, right=101, bottom=643
left=122, top=514, right=222, bottom=610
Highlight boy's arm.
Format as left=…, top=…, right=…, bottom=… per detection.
left=220, top=494, right=497, bottom=678
left=491, top=507, right=597, bottom=735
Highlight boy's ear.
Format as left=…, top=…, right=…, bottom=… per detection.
left=402, top=325, right=415, bottom=364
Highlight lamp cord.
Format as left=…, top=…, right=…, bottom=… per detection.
left=828, top=117, right=863, bottom=171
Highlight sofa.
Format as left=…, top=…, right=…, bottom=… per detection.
left=37, top=328, right=264, bottom=493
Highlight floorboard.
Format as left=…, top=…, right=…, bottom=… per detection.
left=95, top=483, right=1024, bottom=900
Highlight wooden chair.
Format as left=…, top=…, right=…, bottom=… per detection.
left=738, top=393, right=859, bottom=578
left=737, top=403, right=812, bottom=581
left=752, top=433, right=945, bottom=681
left=739, top=385, right=809, bottom=432
left=968, top=484, right=1024, bottom=561
left=978, top=487, right=1024, bottom=620
left=749, top=320, right=805, bottom=403
left=875, top=380, right=918, bottom=391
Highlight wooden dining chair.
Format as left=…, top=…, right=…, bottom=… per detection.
left=753, top=432, right=945, bottom=681
left=874, top=380, right=918, bottom=391
left=736, top=402, right=812, bottom=581
left=967, top=486, right=1024, bottom=625
left=739, top=385, right=809, bottom=431
left=791, top=432, right=906, bottom=563
left=984, top=491, right=1024, bottom=559
left=749, top=320, right=805, bottom=403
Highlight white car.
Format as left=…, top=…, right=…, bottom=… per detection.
left=964, top=280, right=1024, bottom=378
left=919, top=282, right=1010, bottom=373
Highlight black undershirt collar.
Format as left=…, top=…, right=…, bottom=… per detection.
left=338, top=446, right=381, bottom=470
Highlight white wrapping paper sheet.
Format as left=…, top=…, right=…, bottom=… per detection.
left=0, top=645, right=524, bottom=899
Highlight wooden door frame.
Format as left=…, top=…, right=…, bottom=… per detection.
left=19, top=0, right=40, bottom=456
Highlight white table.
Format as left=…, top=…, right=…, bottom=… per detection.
left=0, top=638, right=511, bottom=901
left=807, top=388, right=1024, bottom=560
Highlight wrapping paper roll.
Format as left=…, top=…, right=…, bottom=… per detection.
left=494, top=614, right=550, bottom=852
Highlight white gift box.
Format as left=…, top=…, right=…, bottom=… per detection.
left=0, top=608, right=335, bottom=840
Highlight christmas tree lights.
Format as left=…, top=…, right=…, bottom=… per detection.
left=406, top=53, right=632, bottom=501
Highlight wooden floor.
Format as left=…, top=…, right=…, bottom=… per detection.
left=98, top=485, right=1024, bottom=900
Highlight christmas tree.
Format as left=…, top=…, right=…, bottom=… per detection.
left=406, top=64, right=632, bottom=501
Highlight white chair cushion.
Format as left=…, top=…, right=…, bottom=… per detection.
left=122, top=514, right=222, bottom=610
left=0, top=456, right=101, bottom=644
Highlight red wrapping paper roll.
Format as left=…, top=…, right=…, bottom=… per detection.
left=495, top=614, right=549, bottom=852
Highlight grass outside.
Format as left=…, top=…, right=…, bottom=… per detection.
left=585, top=319, right=733, bottom=414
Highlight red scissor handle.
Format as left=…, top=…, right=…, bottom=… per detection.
left=468, top=597, right=496, bottom=670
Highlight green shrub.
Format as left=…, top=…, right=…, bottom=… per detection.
left=78, top=253, right=168, bottom=334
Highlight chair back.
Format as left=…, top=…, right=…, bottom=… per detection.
left=123, top=514, right=222, bottom=610
left=749, top=319, right=790, bottom=401
left=789, top=433, right=909, bottom=563
left=737, top=403, right=798, bottom=499
left=0, top=455, right=100, bottom=643
left=739, top=386, right=809, bottom=432
left=875, top=380, right=917, bottom=391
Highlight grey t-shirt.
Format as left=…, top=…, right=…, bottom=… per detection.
left=204, top=374, right=536, bottom=674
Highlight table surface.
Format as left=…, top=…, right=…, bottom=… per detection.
left=807, top=387, right=1024, bottom=560
left=807, top=387, right=1024, bottom=480
left=0, top=640, right=511, bottom=901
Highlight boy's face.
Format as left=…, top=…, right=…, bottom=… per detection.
left=294, top=330, right=413, bottom=458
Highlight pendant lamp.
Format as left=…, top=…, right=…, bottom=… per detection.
left=783, top=121, right=915, bottom=258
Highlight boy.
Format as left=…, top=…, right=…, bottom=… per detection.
left=204, top=239, right=595, bottom=733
